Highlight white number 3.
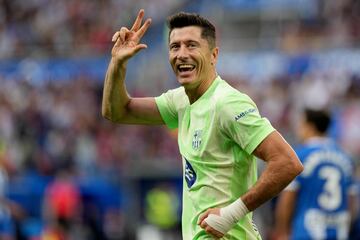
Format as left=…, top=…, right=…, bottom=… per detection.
left=318, top=166, right=342, bottom=210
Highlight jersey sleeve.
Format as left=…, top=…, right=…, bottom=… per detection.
left=155, top=89, right=179, bottom=129
left=219, top=93, right=275, bottom=155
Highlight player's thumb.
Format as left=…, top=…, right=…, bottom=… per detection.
left=197, top=209, right=211, bottom=225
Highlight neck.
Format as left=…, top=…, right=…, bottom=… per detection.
left=185, top=71, right=217, bottom=104
left=302, top=131, right=326, bottom=143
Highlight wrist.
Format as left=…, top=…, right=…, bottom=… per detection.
left=203, top=198, right=249, bottom=234
left=220, top=198, right=249, bottom=224
left=111, top=57, right=127, bottom=69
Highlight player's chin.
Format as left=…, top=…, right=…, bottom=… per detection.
left=176, top=72, right=197, bottom=83
left=177, top=76, right=197, bottom=87
left=177, top=78, right=192, bottom=86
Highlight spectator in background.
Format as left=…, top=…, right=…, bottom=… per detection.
left=0, top=166, right=14, bottom=240
left=274, top=108, right=357, bottom=240
left=42, top=168, right=82, bottom=239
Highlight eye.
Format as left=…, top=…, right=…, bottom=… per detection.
left=188, top=43, right=197, bottom=48
left=170, top=44, right=179, bottom=50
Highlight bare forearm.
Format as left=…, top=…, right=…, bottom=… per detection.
left=274, top=191, right=297, bottom=239
left=102, top=58, right=130, bottom=122
left=242, top=158, right=302, bottom=211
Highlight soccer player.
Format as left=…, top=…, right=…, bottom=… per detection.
left=102, top=9, right=303, bottom=239
left=274, top=108, right=357, bottom=240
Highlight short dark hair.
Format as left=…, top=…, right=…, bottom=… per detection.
left=166, top=12, right=216, bottom=49
left=304, top=108, right=331, bottom=134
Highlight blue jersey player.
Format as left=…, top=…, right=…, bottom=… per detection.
left=274, top=108, right=357, bottom=240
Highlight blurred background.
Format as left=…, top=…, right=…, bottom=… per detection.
left=0, top=0, right=359, bottom=239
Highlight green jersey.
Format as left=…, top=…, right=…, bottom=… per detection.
left=155, top=76, right=275, bottom=240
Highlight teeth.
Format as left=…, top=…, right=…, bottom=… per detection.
left=178, top=64, right=194, bottom=69
left=177, top=64, right=195, bottom=72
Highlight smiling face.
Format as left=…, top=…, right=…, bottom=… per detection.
left=168, top=26, right=218, bottom=89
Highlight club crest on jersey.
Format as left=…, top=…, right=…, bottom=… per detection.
left=192, top=130, right=202, bottom=150
left=184, top=158, right=196, bottom=188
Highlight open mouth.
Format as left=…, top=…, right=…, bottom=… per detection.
left=177, top=64, right=195, bottom=73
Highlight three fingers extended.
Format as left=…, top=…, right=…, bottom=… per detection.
left=111, top=9, right=152, bottom=44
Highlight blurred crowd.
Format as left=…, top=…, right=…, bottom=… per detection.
left=279, top=0, right=360, bottom=52
left=0, top=0, right=360, bottom=239
left=1, top=0, right=359, bottom=58
left=0, top=77, right=179, bottom=239
left=0, top=0, right=186, bottom=58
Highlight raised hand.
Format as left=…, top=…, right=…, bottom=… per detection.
left=111, top=9, right=152, bottom=63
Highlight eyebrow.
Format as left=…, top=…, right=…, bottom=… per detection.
left=169, top=39, right=200, bottom=46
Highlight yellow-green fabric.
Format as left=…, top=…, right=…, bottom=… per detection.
left=155, top=76, right=275, bottom=239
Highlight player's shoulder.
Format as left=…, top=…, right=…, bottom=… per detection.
left=295, top=144, right=318, bottom=162
left=331, top=143, right=354, bottom=166
left=159, top=86, right=188, bottom=110
left=162, top=86, right=187, bottom=103
left=215, top=77, right=255, bottom=106
left=299, top=140, right=353, bottom=166
left=165, top=86, right=186, bottom=97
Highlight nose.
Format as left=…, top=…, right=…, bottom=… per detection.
left=176, top=45, right=189, bottom=60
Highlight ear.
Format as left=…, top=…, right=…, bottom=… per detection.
left=211, top=47, right=219, bottom=65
